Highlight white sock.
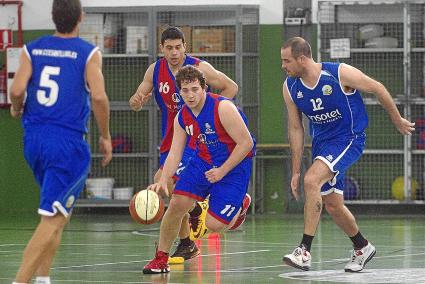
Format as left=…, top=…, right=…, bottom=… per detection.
left=35, top=277, right=51, bottom=284
left=12, top=282, right=28, bottom=284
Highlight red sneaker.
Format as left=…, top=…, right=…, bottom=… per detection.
left=229, top=194, right=251, bottom=230
left=143, top=250, right=170, bottom=274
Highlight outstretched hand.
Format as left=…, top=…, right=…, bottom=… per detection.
left=393, top=117, right=415, bottom=135
left=129, top=92, right=151, bottom=111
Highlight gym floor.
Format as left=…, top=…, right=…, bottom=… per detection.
left=1, top=213, right=424, bottom=283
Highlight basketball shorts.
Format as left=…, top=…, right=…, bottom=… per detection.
left=174, top=157, right=252, bottom=224
left=313, top=133, right=366, bottom=196
left=159, top=148, right=194, bottom=180
left=23, top=127, right=90, bottom=217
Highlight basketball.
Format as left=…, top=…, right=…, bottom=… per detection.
left=129, top=189, right=165, bottom=225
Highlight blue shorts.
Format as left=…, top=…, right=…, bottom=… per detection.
left=174, top=157, right=252, bottom=224
left=24, top=127, right=90, bottom=217
left=313, top=134, right=365, bottom=196
left=159, top=148, right=194, bottom=180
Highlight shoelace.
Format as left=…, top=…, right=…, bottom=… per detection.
left=348, top=249, right=363, bottom=262
left=293, top=249, right=302, bottom=257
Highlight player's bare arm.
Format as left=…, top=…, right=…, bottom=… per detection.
left=340, top=63, right=415, bottom=135
left=282, top=80, right=304, bottom=200
left=9, top=51, right=32, bottom=118
left=150, top=117, right=187, bottom=197
left=205, top=100, right=253, bottom=183
left=199, top=61, right=238, bottom=99
left=86, top=50, right=112, bottom=167
left=129, top=63, right=154, bottom=111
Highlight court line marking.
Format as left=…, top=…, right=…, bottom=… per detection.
left=52, top=249, right=270, bottom=270
left=225, top=251, right=425, bottom=271
left=0, top=278, right=174, bottom=284
left=220, top=239, right=425, bottom=249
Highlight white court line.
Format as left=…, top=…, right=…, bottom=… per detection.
left=0, top=278, right=174, bottom=284
left=131, top=231, right=159, bottom=237
left=219, top=239, right=425, bottom=249
left=226, top=251, right=425, bottom=271
left=52, top=249, right=270, bottom=270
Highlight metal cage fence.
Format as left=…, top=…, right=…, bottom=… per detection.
left=317, top=0, right=425, bottom=203
left=80, top=5, right=259, bottom=204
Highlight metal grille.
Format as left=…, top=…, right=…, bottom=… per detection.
left=318, top=0, right=425, bottom=203
left=80, top=6, right=259, bottom=204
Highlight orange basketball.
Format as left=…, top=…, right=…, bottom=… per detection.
left=129, top=189, right=164, bottom=225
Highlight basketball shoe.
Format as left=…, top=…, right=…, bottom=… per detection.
left=143, top=250, right=170, bottom=274
left=344, top=242, right=376, bottom=272
left=229, top=193, right=251, bottom=230
left=283, top=244, right=311, bottom=271
left=169, top=240, right=200, bottom=262
left=189, top=200, right=209, bottom=241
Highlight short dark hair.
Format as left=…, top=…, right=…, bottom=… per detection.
left=282, top=37, right=312, bottom=58
left=52, top=0, right=82, bottom=34
left=161, top=26, right=185, bottom=45
left=175, top=65, right=206, bottom=90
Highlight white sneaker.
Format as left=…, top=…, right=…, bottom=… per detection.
left=344, top=242, right=376, bottom=272
left=283, top=245, right=311, bottom=271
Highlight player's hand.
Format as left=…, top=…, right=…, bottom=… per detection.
left=393, top=117, right=415, bottom=135
left=10, top=105, right=23, bottom=118
left=129, top=92, right=151, bottom=111
left=99, top=135, right=112, bottom=167
left=290, top=173, right=301, bottom=201
left=147, top=181, right=169, bottom=198
left=205, top=167, right=226, bottom=183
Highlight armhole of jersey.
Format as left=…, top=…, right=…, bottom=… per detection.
left=338, top=63, right=356, bottom=96
left=177, top=109, right=185, bottom=130
left=152, top=60, right=161, bottom=92
left=84, top=46, right=99, bottom=93
left=284, top=78, right=295, bottom=103
left=23, top=45, right=31, bottom=62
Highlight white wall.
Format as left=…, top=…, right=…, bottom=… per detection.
left=2, top=0, right=283, bottom=31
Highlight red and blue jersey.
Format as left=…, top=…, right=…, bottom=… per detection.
left=153, top=55, right=201, bottom=153
left=177, top=93, right=256, bottom=166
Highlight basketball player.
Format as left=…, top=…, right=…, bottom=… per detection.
left=281, top=37, right=415, bottom=272
left=143, top=65, right=254, bottom=274
left=9, top=1, right=112, bottom=283
left=129, top=27, right=238, bottom=262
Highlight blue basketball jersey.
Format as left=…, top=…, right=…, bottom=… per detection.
left=23, top=35, right=98, bottom=134
left=285, top=62, right=368, bottom=141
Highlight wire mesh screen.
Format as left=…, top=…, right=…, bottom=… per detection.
left=318, top=1, right=425, bottom=203
left=155, top=6, right=260, bottom=148
left=79, top=6, right=259, bottom=205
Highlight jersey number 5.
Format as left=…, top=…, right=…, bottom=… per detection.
left=37, top=66, right=60, bottom=107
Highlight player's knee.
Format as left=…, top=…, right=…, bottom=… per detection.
left=205, top=217, right=226, bottom=232
left=303, top=174, right=319, bottom=192
left=168, top=196, right=192, bottom=216
left=324, top=201, right=342, bottom=215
